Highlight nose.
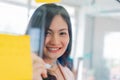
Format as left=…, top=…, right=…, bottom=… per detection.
left=49, top=34, right=60, bottom=45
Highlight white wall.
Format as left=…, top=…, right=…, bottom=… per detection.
left=93, top=16, right=120, bottom=66
left=81, top=15, right=120, bottom=80
left=93, top=16, right=120, bottom=80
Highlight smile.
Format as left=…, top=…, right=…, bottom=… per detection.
left=47, top=47, right=61, bottom=53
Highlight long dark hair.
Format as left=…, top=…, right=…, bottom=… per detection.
left=27, top=3, right=72, bottom=69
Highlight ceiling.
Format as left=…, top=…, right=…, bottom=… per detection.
left=0, top=0, right=120, bottom=16
left=61, top=0, right=120, bottom=11
left=61, top=0, right=120, bottom=19
left=0, top=0, right=120, bottom=10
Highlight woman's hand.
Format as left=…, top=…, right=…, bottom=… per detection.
left=31, top=53, right=47, bottom=80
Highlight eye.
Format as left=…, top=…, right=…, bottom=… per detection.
left=46, top=31, right=51, bottom=36
left=60, top=32, right=68, bottom=36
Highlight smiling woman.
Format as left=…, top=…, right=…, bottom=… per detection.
left=43, top=15, right=70, bottom=62
left=27, top=3, right=74, bottom=80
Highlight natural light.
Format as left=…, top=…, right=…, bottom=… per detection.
left=104, top=32, right=120, bottom=60
left=0, top=2, right=28, bottom=35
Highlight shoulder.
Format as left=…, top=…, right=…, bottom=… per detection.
left=59, top=64, right=75, bottom=80
left=64, top=66, right=74, bottom=77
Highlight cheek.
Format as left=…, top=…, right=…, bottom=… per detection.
left=63, top=37, right=70, bottom=48
left=44, top=37, right=49, bottom=46
left=43, top=38, right=48, bottom=51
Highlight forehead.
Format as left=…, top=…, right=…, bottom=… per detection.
left=49, top=15, right=68, bottom=30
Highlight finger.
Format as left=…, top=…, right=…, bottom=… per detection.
left=41, top=69, right=47, bottom=78
left=32, top=71, right=43, bottom=80
left=33, top=62, right=46, bottom=71
left=32, top=53, right=48, bottom=79
left=31, top=53, right=45, bottom=65
left=32, top=66, right=46, bottom=80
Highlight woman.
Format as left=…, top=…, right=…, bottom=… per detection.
left=27, top=3, right=74, bottom=80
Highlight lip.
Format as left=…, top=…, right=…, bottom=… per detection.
left=47, top=47, right=61, bottom=53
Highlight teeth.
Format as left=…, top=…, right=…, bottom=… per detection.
left=49, top=48, right=59, bottom=50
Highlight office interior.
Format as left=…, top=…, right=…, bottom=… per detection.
left=0, top=0, right=120, bottom=80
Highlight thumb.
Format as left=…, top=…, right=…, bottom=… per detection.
left=41, top=69, right=48, bottom=78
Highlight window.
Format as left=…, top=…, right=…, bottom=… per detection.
left=0, top=2, right=28, bottom=35
left=104, top=32, right=120, bottom=60
left=104, top=32, right=120, bottom=80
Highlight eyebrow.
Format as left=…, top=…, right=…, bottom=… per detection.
left=48, top=28, right=68, bottom=32
left=59, top=28, right=68, bottom=31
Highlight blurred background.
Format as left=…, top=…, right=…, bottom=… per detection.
left=0, top=0, right=120, bottom=80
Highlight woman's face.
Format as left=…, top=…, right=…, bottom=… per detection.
left=43, top=15, right=69, bottom=60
